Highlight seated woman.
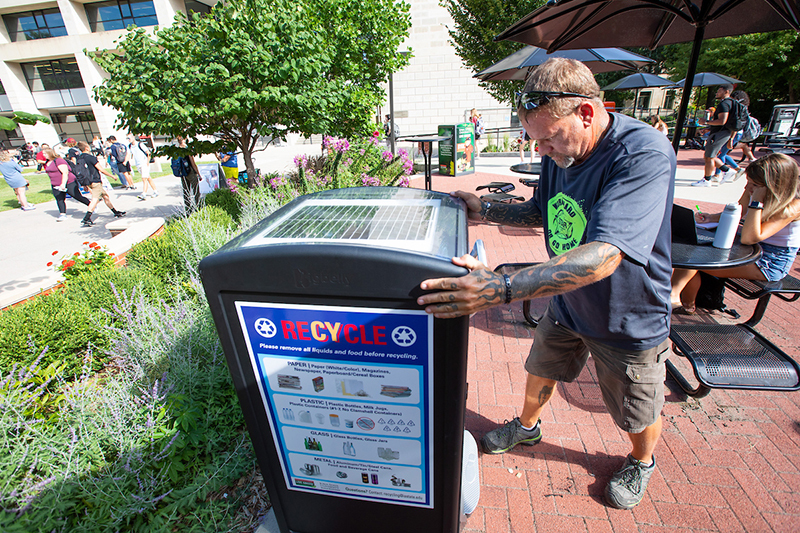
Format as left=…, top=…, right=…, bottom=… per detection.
left=671, top=153, right=800, bottom=313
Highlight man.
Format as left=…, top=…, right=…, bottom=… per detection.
left=174, top=135, right=201, bottom=214
left=216, top=150, right=239, bottom=184
left=692, top=84, right=735, bottom=187
left=75, top=141, right=125, bottom=227
left=417, top=58, right=675, bottom=510
left=107, top=135, right=134, bottom=190
left=127, top=133, right=158, bottom=199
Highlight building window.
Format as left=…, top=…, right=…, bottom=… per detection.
left=637, top=91, right=651, bottom=110
left=664, top=90, right=676, bottom=110
left=184, top=1, right=212, bottom=15
left=85, top=0, right=158, bottom=32
left=2, top=9, right=68, bottom=42
left=22, top=59, right=84, bottom=92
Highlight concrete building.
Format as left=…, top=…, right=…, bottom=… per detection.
left=0, top=0, right=508, bottom=149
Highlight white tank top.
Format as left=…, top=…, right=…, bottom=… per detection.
left=763, top=218, right=800, bottom=248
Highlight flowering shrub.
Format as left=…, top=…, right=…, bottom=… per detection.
left=284, top=134, right=413, bottom=194
left=49, top=242, right=116, bottom=280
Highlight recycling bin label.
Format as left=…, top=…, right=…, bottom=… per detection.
left=236, top=302, right=434, bottom=508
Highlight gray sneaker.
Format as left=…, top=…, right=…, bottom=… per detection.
left=480, top=417, right=541, bottom=454
left=605, top=455, right=656, bottom=509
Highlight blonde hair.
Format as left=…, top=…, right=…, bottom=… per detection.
left=745, top=153, right=800, bottom=222
left=43, top=148, right=57, bottom=161
left=521, top=58, right=602, bottom=119
left=0, top=150, right=11, bottom=162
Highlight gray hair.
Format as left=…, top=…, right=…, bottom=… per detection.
left=521, top=58, right=602, bottom=119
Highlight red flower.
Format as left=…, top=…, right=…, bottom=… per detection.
left=84, top=260, right=92, bottom=264
left=62, top=260, right=68, bottom=265
left=82, top=242, right=89, bottom=245
left=52, top=251, right=58, bottom=256
left=47, top=262, right=53, bottom=267
left=73, top=252, right=80, bottom=256
left=90, top=242, right=98, bottom=248
left=109, top=253, right=115, bottom=257
left=372, top=131, right=380, bottom=137
left=65, top=260, right=76, bottom=268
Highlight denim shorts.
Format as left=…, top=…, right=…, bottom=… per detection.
left=525, top=307, right=669, bottom=433
left=756, top=243, right=799, bottom=281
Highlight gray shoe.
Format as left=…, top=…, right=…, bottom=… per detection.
left=480, top=417, right=541, bottom=454
left=605, top=454, right=656, bottom=509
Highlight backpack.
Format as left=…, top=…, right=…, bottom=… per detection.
left=695, top=272, right=741, bottom=318
left=725, top=98, right=749, bottom=132
left=170, top=156, right=191, bottom=177
left=67, top=155, right=93, bottom=187
left=112, top=142, right=128, bottom=164
left=739, top=115, right=763, bottom=143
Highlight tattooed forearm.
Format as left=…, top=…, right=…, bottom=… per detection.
left=484, top=199, right=543, bottom=227
left=509, top=242, right=623, bottom=301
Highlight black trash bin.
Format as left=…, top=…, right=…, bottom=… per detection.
left=200, top=187, right=480, bottom=533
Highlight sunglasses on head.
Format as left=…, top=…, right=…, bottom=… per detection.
left=516, top=91, right=594, bottom=110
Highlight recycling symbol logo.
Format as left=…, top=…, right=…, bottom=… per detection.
left=391, top=326, right=416, bottom=347
left=254, top=318, right=277, bottom=338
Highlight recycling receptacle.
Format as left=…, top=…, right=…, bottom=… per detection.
left=437, top=123, right=476, bottom=176
left=200, top=187, right=480, bottom=533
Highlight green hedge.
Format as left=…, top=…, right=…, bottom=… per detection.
left=0, top=268, right=167, bottom=379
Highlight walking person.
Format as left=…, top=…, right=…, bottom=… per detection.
left=417, top=58, right=675, bottom=510
left=127, top=133, right=158, bottom=199
left=175, top=136, right=200, bottom=214
left=105, top=138, right=130, bottom=189
left=75, top=142, right=126, bottom=227
left=107, top=135, right=134, bottom=190
left=692, top=84, right=735, bottom=187
left=43, top=147, right=91, bottom=221
left=518, top=129, right=535, bottom=163
left=0, top=150, right=36, bottom=211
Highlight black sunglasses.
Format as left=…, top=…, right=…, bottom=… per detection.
left=516, top=91, right=594, bottom=110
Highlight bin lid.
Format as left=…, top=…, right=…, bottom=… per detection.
left=241, top=187, right=467, bottom=259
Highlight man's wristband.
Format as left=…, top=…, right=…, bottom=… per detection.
left=503, top=274, right=512, bottom=304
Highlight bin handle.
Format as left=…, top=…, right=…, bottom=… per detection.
left=470, top=240, right=487, bottom=266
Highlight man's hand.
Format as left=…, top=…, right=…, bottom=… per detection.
left=417, top=254, right=504, bottom=318
left=449, top=190, right=484, bottom=221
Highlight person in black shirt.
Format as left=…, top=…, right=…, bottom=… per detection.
left=76, top=141, right=126, bottom=227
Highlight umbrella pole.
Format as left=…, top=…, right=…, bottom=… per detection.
left=672, top=28, right=705, bottom=153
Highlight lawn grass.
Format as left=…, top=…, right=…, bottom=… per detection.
left=0, top=160, right=214, bottom=213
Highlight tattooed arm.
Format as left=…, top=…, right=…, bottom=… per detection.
left=451, top=190, right=542, bottom=227
left=417, top=241, right=624, bottom=318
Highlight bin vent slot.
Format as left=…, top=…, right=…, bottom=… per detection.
left=246, top=199, right=440, bottom=251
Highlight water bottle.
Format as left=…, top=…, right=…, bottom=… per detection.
left=713, top=203, right=742, bottom=249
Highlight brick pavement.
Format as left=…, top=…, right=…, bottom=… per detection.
left=407, top=157, right=800, bottom=532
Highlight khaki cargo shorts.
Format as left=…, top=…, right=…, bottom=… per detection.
left=525, top=307, right=669, bottom=433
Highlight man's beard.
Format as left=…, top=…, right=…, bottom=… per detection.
left=549, top=154, right=576, bottom=169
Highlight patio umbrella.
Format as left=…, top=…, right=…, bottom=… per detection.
left=671, top=72, right=743, bottom=88
left=474, top=46, right=653, bottom=81
left=601, top=72, right=676, bottom=118
left=494, top=0, right=800, bottom=152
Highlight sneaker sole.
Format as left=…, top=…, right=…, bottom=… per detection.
left=480, top=433, right=542, bottom=454
left=604, top=490, right=643, bottom=510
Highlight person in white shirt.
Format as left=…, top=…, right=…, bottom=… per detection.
left=128, top=133, right=158, bottom=199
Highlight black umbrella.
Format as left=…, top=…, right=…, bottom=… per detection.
left=475, top=45, right=653, bottom=81
left=602, top=72, right=676, bottom=118
left=671, top=72, right=743, bottom=87
left=495, top=0, right=800, bottom=152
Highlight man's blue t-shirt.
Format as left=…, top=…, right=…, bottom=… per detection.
left=220, top=152, right=237, bottom=168
left=532, top=113, right=675, bottom=350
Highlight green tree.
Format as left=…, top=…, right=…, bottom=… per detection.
left=0, top=111, right=50, bottom=132
left=441, top=0, right=545, bottom=106
left=89, top=0, right=411, bottom=180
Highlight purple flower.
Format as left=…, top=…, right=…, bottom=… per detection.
left=382, top=151, right=393, bottom=162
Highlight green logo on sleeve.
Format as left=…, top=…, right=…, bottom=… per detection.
left=547, top=193, right=587, bottom=255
